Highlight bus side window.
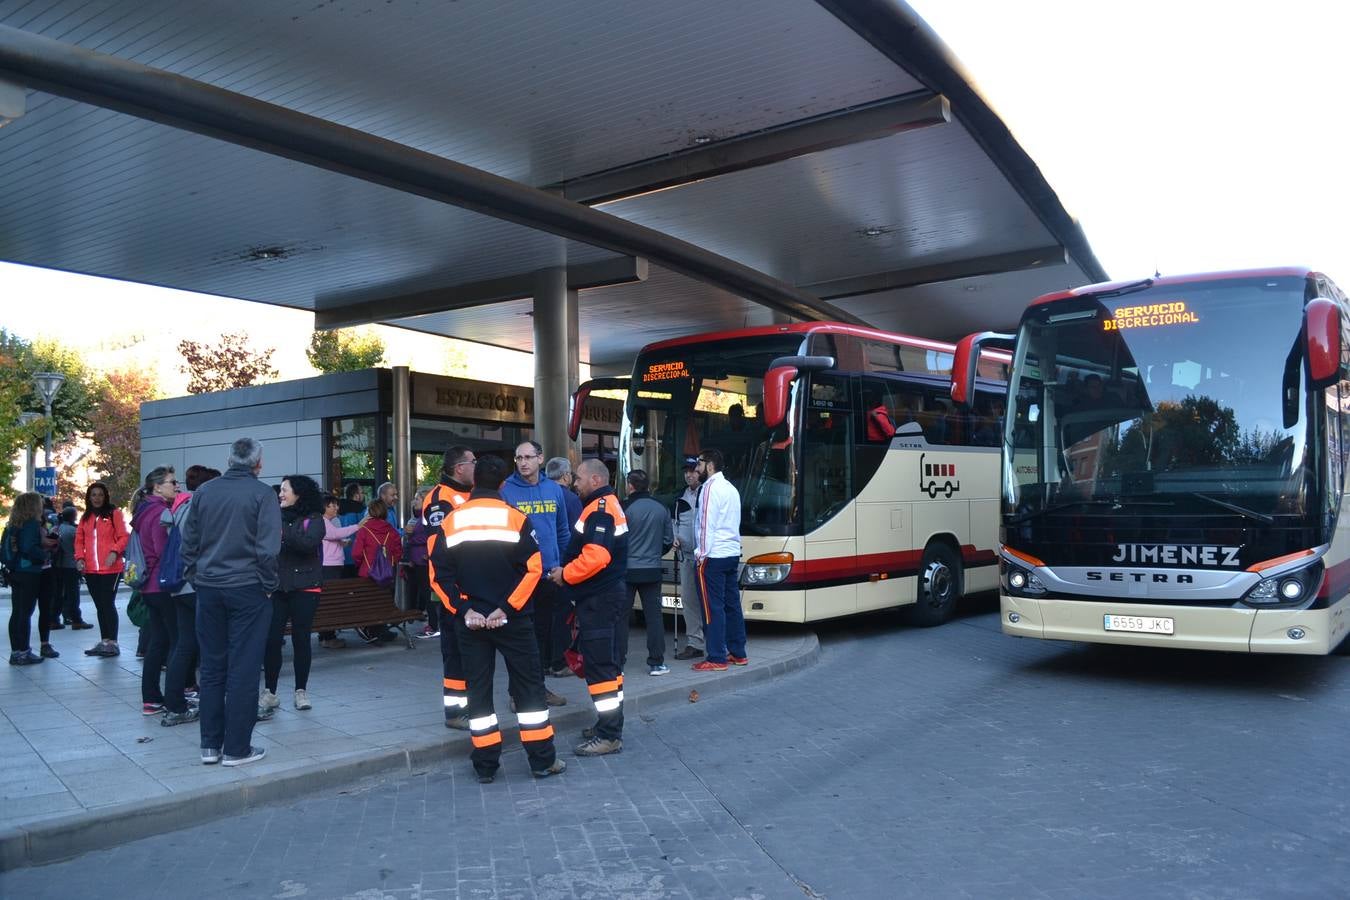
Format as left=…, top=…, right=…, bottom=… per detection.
left=803, top=375, right=854, bottom=528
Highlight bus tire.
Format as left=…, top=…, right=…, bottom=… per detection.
left=907, top=542, right=962, bottom=627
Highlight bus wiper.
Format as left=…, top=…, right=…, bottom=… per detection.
left=1087, top=278, right=1154, bottom=300
left=1007, top=499, right=1116, bottom=525
left=1183, top=492, right=1274, bottom=524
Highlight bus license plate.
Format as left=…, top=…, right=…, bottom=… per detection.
left=661, top=595, right=684, bottom=610
left=1103, top=614, right=1174, bottom=635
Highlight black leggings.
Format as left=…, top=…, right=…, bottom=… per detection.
left=265, top=590, right=320, bottom=692
left=8, top=571, right=42, bottom=652
left=84, top=572, right=121, bottom=641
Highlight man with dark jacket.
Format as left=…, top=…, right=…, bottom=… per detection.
left=547, top=459, right=628, bottom=757
left=431, top=455, right=565, bottom=784
left=181, top=437, right=281, bottom=768
left=424, top=444, right=476, bottom=729
left=624, top=469, right=673, bottom=676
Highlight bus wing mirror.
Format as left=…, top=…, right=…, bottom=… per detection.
left=952, top=332, right=1014, bottom=407
left=1306, top=298, right=1342, bottom=390
left=569, top=376, right=630, bottom=441
left=762, top=356, right=834, bottom=428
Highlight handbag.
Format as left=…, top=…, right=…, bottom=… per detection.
left=126, top=591, right=149, bottom=628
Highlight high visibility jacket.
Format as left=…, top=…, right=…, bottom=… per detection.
left=422, top=477, right=471, bottom=555
left=429, top=490, right=542, bottom=618
left=560, top=486, right=628, bottom=594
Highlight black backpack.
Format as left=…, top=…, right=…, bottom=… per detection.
left=0, top=525, right=17, bottom=588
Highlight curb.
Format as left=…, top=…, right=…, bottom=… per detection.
left=0, top=632, right=819, bottom=870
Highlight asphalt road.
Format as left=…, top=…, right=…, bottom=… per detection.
left=5, top=592, right=1349, bottom=899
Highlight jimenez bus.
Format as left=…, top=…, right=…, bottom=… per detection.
left=572, top=322, right=1009, bottom=624
left=952, top=267, right=1350, bottom=654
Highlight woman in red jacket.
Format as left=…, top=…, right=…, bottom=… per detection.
left=74, top=481, right=129, bottom=657
left=350, top=498, right=403, bottom=580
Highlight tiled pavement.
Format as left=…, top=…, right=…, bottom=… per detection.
left=0, top=589, right=817, bottom=868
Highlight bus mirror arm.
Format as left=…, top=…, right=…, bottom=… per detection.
left=762, top=356, right=835, bottom=428
left=1305, top=298, right=1343, bottom=390
left=569, top=376, right=631, bottom=441
left=952, top=332, right=1015, bottom=407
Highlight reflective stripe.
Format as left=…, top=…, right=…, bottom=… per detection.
left=594, top=696, right=622, bottom=713
left=453, top=506, right=510, bottom=528
left=443, top=696, right=467, bottom=708
left=516, top=709, right=550, bottom=726
left=444, top=529, right=522, bottom=548
left=443, top=678, right=466, bottom=691
left=588, top=679, right=621, bottom=695
left=520, top=725, right=554, bottom=742
left=611, top=523, right=629, bottom=536
left=469, top=714, right=499, bottom=731
left=471, top=732, right=502, bottom=748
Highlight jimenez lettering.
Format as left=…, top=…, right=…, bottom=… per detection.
left=1111, top=543, right=1240, bottom=567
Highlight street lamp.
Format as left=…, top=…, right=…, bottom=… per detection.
left=32, top=371, right=65, bottom=469
left=16, top=410, right=41, bottom=493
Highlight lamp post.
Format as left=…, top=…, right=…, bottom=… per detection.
left=17, top=410, right=41, bottom=493
left=32, top=371, right=65, bottom=469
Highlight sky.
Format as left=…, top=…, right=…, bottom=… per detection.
left=3, top=1, right=1348, bottom=389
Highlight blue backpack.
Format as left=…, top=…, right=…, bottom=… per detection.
left=157, top=522, right=187, bottom=593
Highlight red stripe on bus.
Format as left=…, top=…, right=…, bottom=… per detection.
left=782, top=545, right=996, bottom=584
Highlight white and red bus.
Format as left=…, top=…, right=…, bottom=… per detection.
left=952, top=267, right=1350, bottom=653
left=572, top=323, right=1008, bottom=624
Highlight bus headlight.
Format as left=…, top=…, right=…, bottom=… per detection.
left=1241, top=559, right=1323, bottom=609
left=741, top=552, right=793, bottom=586
left=1002, top=564, right=1046, bottom=596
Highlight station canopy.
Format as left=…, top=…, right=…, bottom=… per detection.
left=0, top=0, right=1105, bottom=373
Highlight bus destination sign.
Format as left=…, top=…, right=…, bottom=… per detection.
left=643, top=361, right=691, bottom=383
left=1103, top=300, right=1199, bottom=331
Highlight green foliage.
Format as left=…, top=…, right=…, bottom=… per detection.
left=306, top=329, right=386, bottom=373
left=0, top=329, right=97, bottom=501
left=87, top=369, right=160, bottom=505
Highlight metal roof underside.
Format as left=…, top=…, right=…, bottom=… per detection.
left=0, top=0, right=1104, bottom=370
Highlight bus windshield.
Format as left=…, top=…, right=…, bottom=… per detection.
left=624, top=334, right=806, bottom=534
left=1007, top=275, right=1311, bottom=521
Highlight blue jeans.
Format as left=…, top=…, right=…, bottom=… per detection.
left=698, top=556, right=745, bottom=664
left=195, top=584, right=271, bottom=757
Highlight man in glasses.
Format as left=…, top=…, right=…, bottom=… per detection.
left=501, top=441, right=570, bottom=707
left=423, top=445, right=477, bottom=728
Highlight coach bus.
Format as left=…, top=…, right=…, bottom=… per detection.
left=571, top=323, right=1008, bottom=624
left=951, top=267, right=1350, bottom=653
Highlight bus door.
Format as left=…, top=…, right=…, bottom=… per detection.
left=800, top=373, right=857, bottom=618
left=855, top=375, right=912, bottom=612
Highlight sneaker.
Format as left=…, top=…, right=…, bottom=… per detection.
left=649, top=664, right=670, bottom=676
left=8, top=650, right=43, bottom=666
left=161, top=708, right=199, bottom=727
left=259, top=689, right=280, bottom=710
left=544, top=689, right=567, bottom=707
left=71, top=621, right=94, bottom=630
left=294, top=689, right=311, bottom=710
left=320, top=637, right=348, bottom=649
left=476, top=771, right=495, bottom=784
left=580, top=724, right=598, bottom=740
left=142, top=702, right=165, bottom=715
left=416, top=627, right=440, bottom=639
left=85, top=640, right=119, bottom=657
left=256, top=705, right=275, bottom=722
left=39, top=644, right=60, bottom=659
left=182, top=689, right=200, bottom=703
left=221, top=746, right=267, bottom=767
left=673, top=646, right=704, bottom=660
left=201, top=747, right=222, bottom=765
left=445, top=715, right=471, bottom=731
left=48, top=621, right=65, bottom=630
left=728, top=654, right=748, bottom=666
left=355, top=627, right=381, bottom=644
left=546, top=664, right=574, bottom=678
left=574, top=736, right=622, bottom=757
left=532, top=759, right=567, bottom=779
left=692, top=660, right=728, bottom=672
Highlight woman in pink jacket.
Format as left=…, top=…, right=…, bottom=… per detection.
left=321, top=494, right=364, bottom=578
left=73, top=481, right=129, bottom=657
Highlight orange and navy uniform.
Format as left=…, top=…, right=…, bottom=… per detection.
left=430, top=488, right=556, bottom=776
left=559, top=485, right=629, bottom=741
left=424, top=477, right=472, bottom=722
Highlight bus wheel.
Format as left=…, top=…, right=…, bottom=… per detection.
left=907, top=543, right=962, bottom=627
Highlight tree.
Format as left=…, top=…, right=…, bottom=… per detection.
left=86, top=368, right=160, bottom=505
left=178, top=332, right=278, bottom=394
left=0, top=330, right=97, bottom=502
left=306, top=328, right=386, bottom=373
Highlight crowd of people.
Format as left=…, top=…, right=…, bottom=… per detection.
left=1, top=434, right=749, bottom=780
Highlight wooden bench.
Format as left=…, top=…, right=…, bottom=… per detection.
left=283, top=577, right=423, bottom=649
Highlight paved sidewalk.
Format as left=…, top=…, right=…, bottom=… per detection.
left=0, top=592, right=817, bottom=869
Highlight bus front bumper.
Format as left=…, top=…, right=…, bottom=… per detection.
left=1000, top=594, right=1343, bottom=654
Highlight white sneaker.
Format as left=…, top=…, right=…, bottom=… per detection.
left=649, top=664, right=670, bottom=676
left=259, top=689, right=280, bottom=710
left=294, top=689, right=311, bottom=710
left=221, top=745, right=266, bottom=767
